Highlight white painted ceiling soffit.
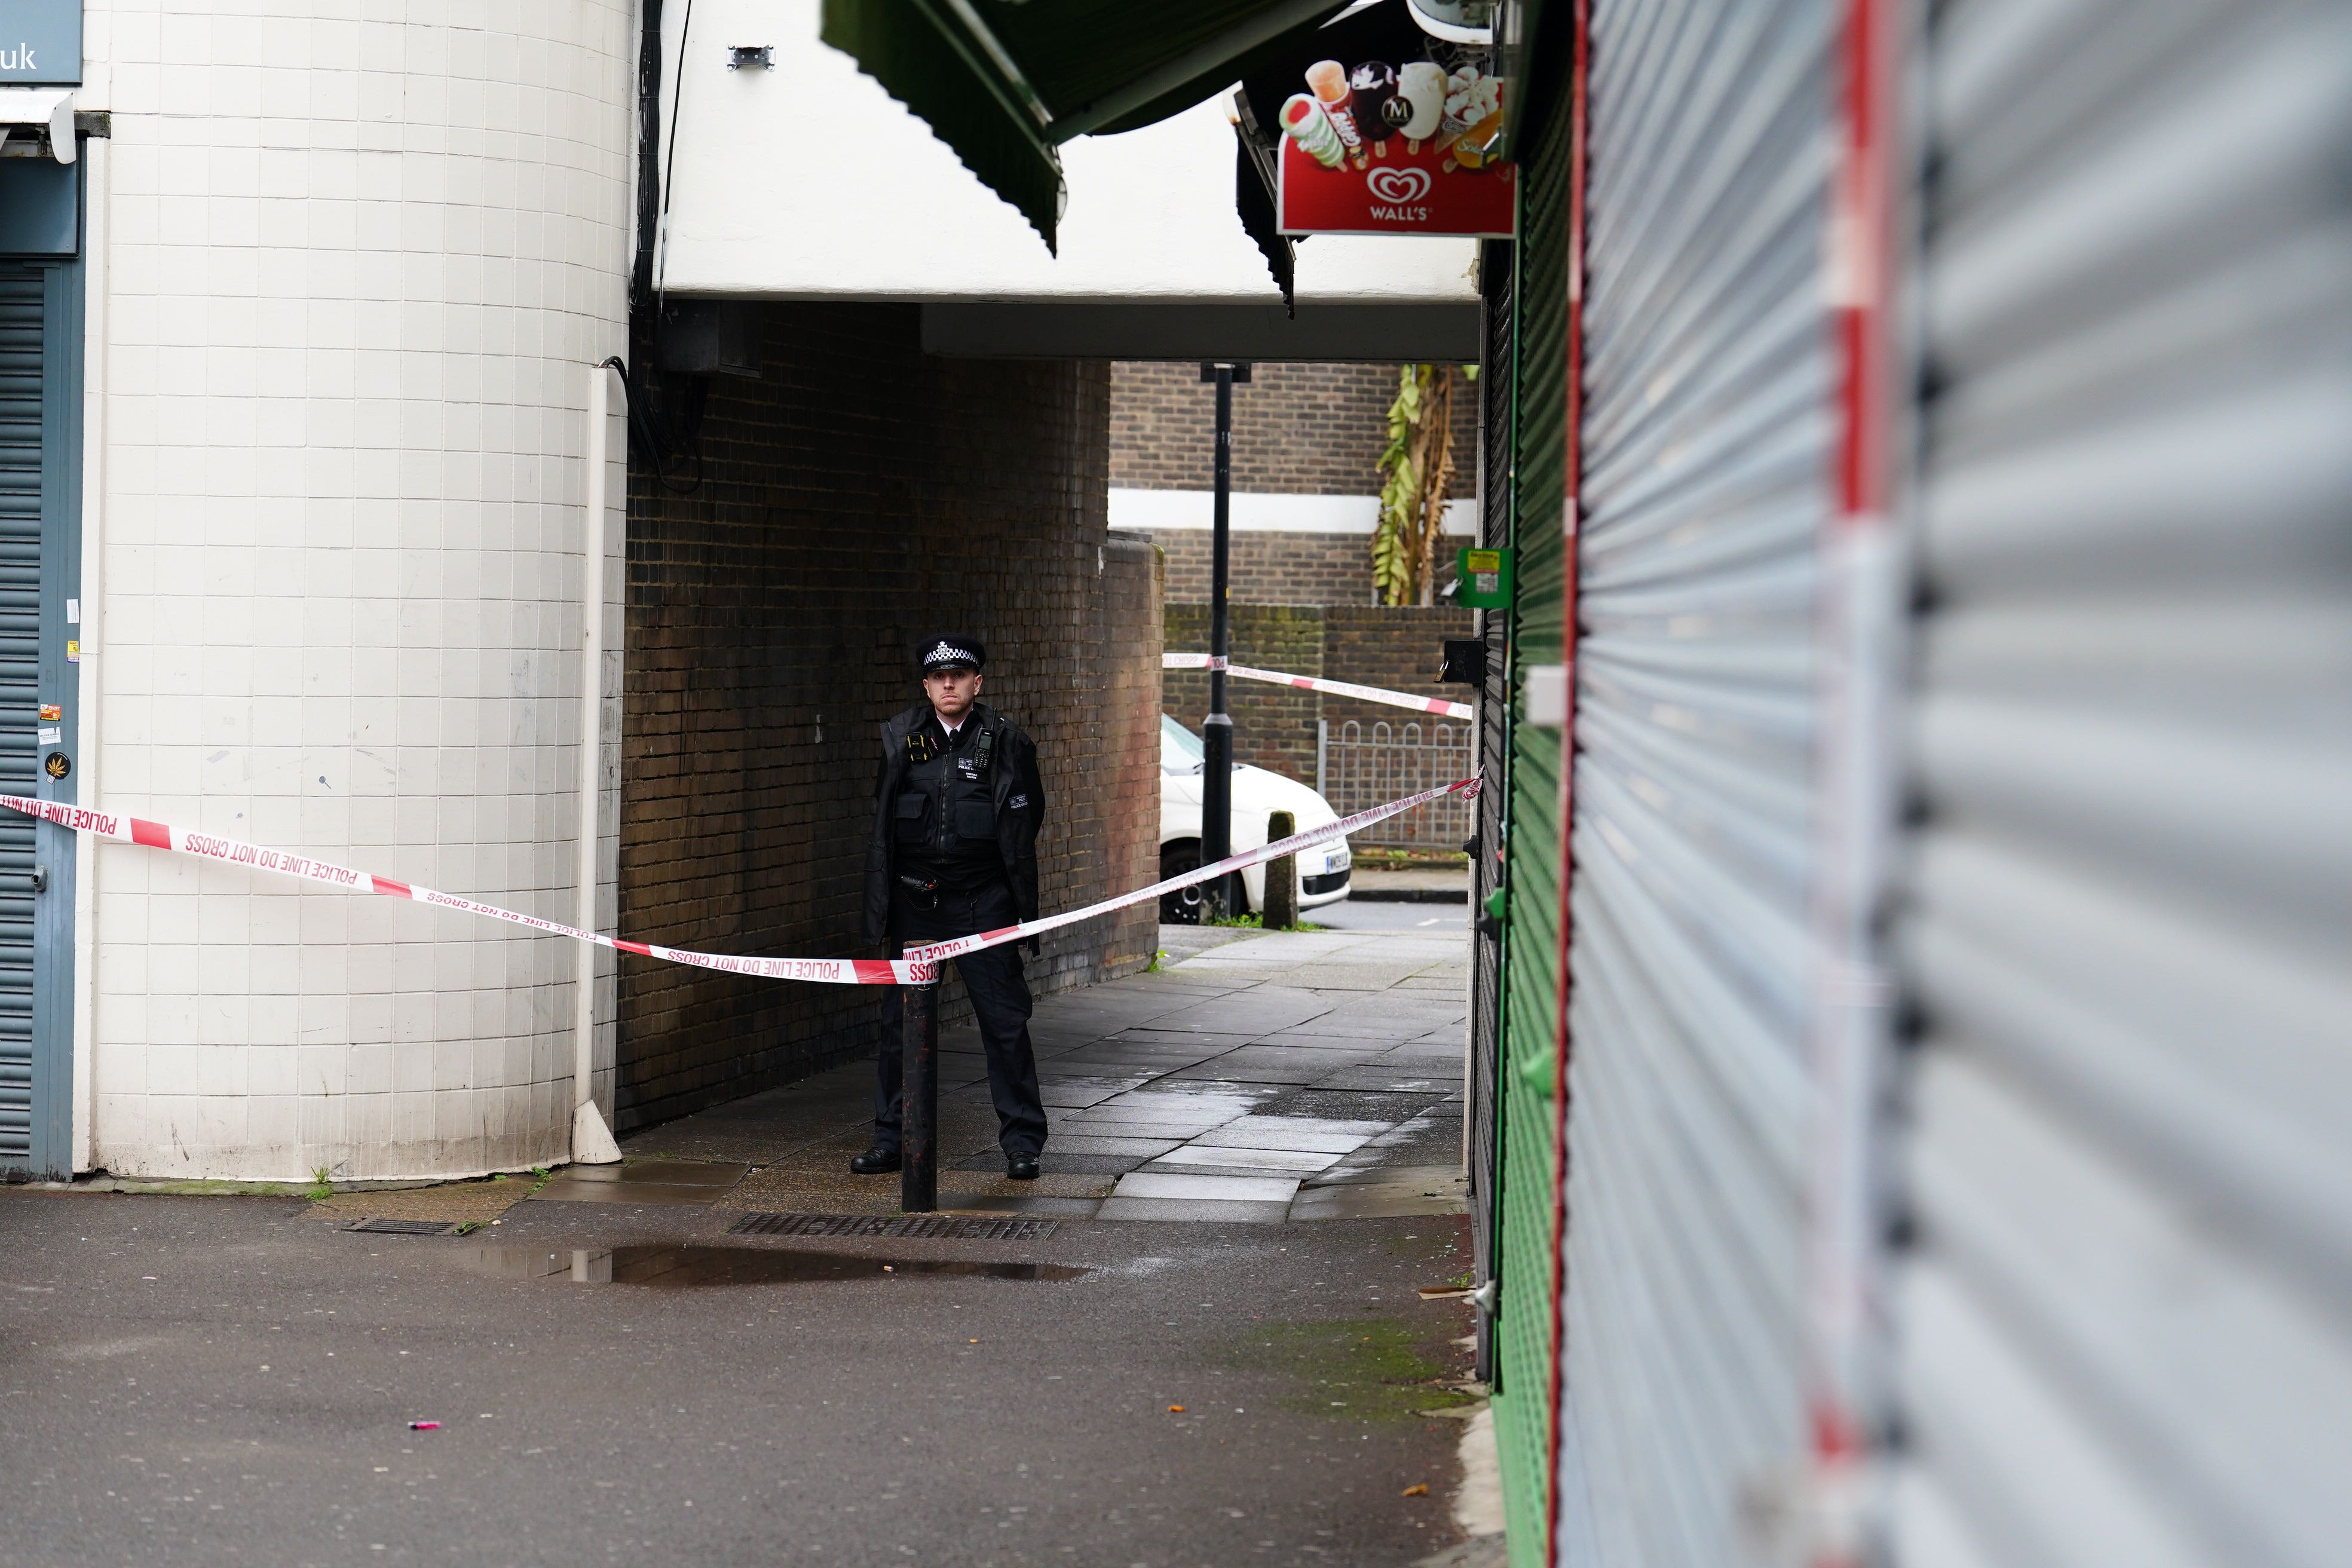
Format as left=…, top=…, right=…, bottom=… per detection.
left=655, top=0, right=1477, bottom=305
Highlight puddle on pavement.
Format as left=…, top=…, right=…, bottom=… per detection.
left=1261, top=1089, right=1453, bottom=1123
left=449, top=1244, right=1086, bottom=1286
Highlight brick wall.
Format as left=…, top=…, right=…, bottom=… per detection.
left=1162, top=604, right=1475, bottom=789
left=1111, top=362, right=1481, bottom=494
left=1154, top=530, right=1380, bottom=604
left=1095, top=535, right=1165, bottom=964
left=619, top=305, right=1157, bottom=1132
left=1113, top=361, right=1483, bottom=606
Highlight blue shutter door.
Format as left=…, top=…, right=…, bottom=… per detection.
left=0, top=251, right=77, bottom=1180
left=0, top=264, right=47, bottom=1168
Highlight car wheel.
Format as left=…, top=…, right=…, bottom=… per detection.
left=1159, top=843, right=1205, bottom=924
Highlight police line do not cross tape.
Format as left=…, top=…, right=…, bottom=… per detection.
left=1162, top=654, right=1473, bottom=721
left=0, top=775, right=1477, bottom=987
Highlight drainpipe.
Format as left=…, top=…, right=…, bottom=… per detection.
left=572, top=361, right=623, bottom=1166
left=72, top=130, right=111, bottom=1176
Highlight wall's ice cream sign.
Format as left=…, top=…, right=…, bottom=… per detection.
left=1277, top=52, right=1512, bottom=237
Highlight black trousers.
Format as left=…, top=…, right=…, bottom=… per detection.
left=874, top=880, right=1047, bottom=1159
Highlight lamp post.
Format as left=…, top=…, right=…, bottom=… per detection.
left=1199, top=361, right=1250, bottom=918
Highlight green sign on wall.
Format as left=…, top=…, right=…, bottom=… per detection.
left=1454, top=546, right=1514, bottom=609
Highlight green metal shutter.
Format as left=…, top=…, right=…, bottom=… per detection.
left=1492, top=65, right=1575, bottom=1564
left=1469, top=235, right=1515, bottom=1384
left=0, top=265, right=46, bottom=1167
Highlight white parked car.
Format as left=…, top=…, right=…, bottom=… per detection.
left=1159, top=715, right=1351, bottom=922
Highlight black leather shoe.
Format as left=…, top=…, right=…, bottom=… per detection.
left=1006, top=1155, right=1040, bottom=1181
left=849, top=1147, right=901, bottom=1175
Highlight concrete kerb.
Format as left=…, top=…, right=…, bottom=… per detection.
left=17, top=1172, right=523, bottom=1198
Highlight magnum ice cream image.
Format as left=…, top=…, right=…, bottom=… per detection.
left=1279, top=92, right=1348, bottom=169
left=1394, top=61, right=1446, bottom=152
left=1351, top=61, right=1400, bottom=157
left=1306, top=59, right=1369, bottom=168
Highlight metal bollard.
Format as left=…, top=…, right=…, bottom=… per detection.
left=901, top=975, right=939, bottom=1212
left=1263, top=810, right=1298, bottom=930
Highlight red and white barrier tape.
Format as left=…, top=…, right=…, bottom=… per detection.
left=0, top=795, right=930, bottom=986
left=0, top=773, right=1477, bottom=986
left=904, top=774, right=1477, bottom=964
left=1163, top=653, right=1472, bottom=720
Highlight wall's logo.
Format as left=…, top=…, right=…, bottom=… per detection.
left=1366, top=167, right=1432, bottom=206
left=1278, top=120, right=1513, bottom=238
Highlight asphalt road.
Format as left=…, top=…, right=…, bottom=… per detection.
left=0, top=1186, right=1479, bottom=1568
left=1307, top=901, right=1468, bottom=933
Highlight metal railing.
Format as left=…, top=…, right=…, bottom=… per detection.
left=1317, top=719, right=1476, bottom=849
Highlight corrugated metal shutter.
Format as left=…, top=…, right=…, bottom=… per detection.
left=1469, top=234, right=1515, bottom=1386
left=1554, top=0, right=1835, bottom=1561
left=1891, top=4, right=2352, bottom=1565
left=1492, top=63, right=1574, bottom=1561
left=0, top=264, right=47, bottom=1168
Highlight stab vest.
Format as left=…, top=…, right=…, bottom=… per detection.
left=893, top=719, right=1003, bottom=891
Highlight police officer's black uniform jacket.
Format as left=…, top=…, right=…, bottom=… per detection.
left=862, top=702, right=1045, bottom=946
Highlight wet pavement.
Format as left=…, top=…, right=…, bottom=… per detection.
left=0, top=922, right=1487, bottom=1568
left=611, top=924, right=1472, bottom=1226
left=447, top=1243, right=1091, bottom=1285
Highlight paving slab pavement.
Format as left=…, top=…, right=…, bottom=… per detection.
left=0, top=921, right=1492, bottom=1567
left=620, top=924, right=1471, bottom=1226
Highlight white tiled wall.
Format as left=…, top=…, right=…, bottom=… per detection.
left=76, top=0, right=636, bottom=1180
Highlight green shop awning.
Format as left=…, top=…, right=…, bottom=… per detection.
left=820, top=0, right=1352, bottom=249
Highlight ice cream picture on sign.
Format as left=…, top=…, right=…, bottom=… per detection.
left=1275, top=53, right=1513, bottom=238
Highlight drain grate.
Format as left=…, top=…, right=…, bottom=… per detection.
left=342, top=1218, right=457, bottom=1235
left=728, top=1211, right=1059, bottom=1242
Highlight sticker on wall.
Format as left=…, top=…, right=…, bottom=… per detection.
left=38, top=704, right=59, bottom=721
left=65, top=639, right=79, bottom=663
left=44, top=752, right=70, bottom=780
left=1453, top=546, right=1512, bottom=608
left=38, top=727, right=59, bottom=745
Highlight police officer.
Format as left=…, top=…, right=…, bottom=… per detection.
left=853, top=634, right=1050, bottom=1181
